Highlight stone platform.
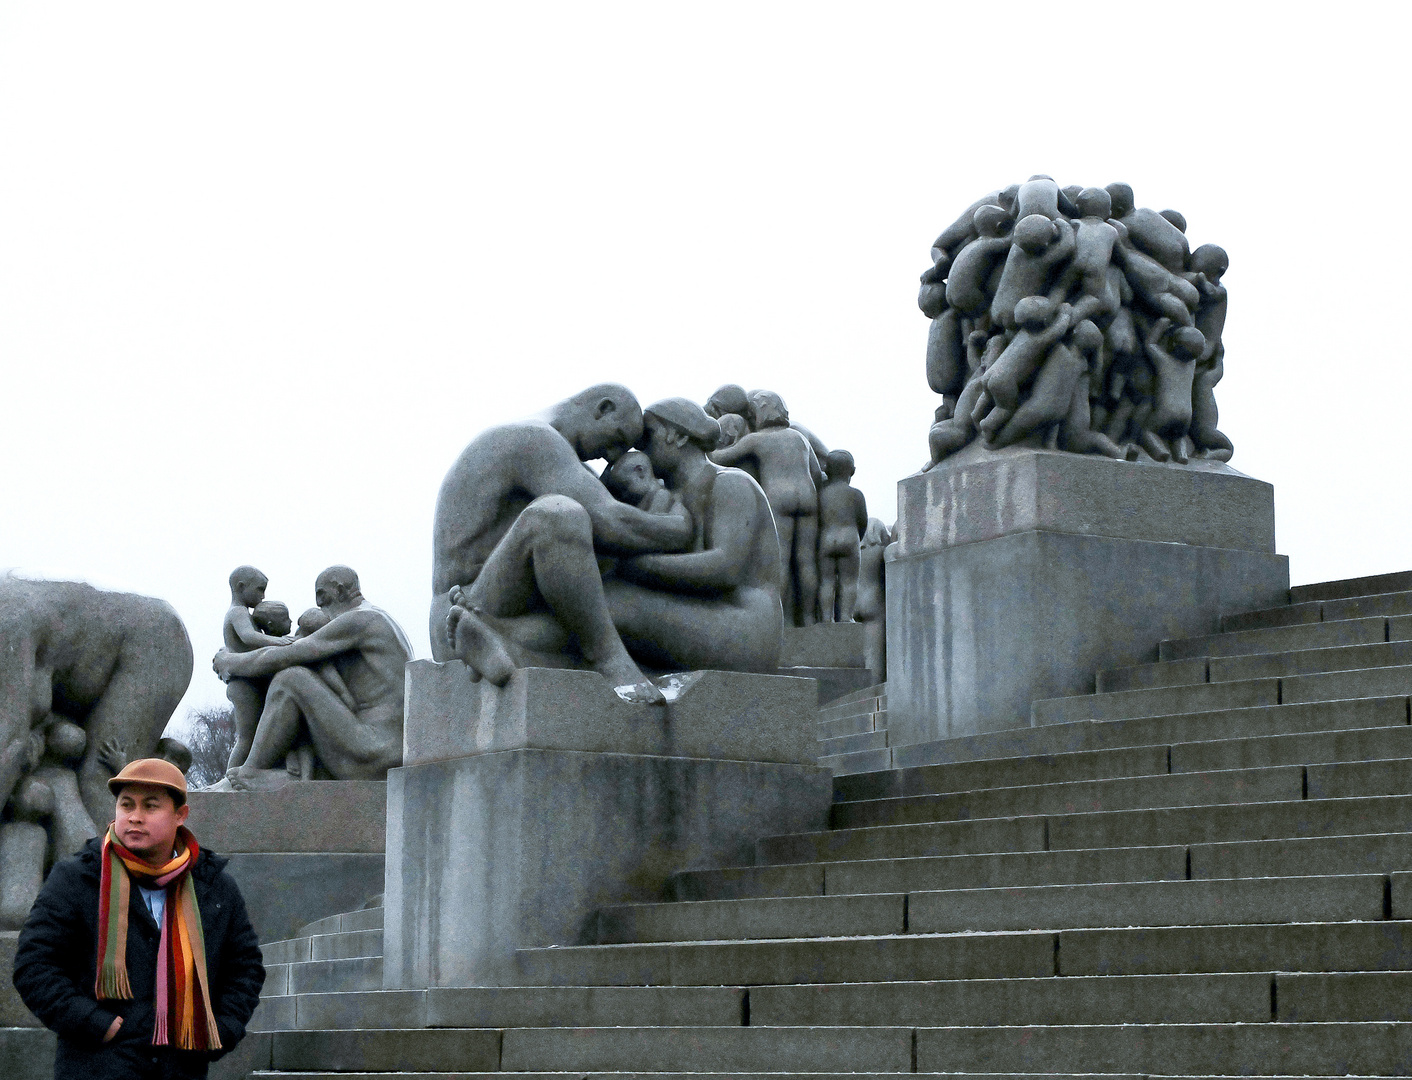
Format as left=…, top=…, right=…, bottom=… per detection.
left=385, top=664, right=832, bottom=987
left=186, top=782, right=387, bottom=942
left=886, top=447, right=1290, bottom=746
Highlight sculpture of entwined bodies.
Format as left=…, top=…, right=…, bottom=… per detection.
left=920, top=177, right=1232, bottom=469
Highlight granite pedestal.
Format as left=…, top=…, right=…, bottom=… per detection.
left=384, top=663, right=832, bottom=987
left=185, top=783, right=386, bottom=942
left=886, top=447, right=1290, bottom=747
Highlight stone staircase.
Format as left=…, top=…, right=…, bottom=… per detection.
left=231, top=569, right=1412, bottom=1075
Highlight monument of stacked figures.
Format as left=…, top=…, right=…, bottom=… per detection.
left=886, top=176, right=1286, bottom=749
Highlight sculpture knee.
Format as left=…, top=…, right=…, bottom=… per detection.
left=522, top=495, right=593, bottom=549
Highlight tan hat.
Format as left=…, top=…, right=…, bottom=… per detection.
left=108, top=758, right=188, bottom=807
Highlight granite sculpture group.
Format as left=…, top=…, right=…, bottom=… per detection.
left=919, top=177, right=1231, bottom=468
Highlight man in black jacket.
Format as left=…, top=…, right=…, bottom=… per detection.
left=12, top=758, right=265, bottom=1080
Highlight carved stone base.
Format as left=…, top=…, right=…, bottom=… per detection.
left=383, top=668, right=833, bottom=988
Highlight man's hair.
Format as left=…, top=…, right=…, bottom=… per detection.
left=644, top=398, right=722, bottom=451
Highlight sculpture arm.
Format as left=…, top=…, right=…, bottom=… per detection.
left=216, top=612, right=374, bottom=679
left=853, top=489, right=869, bottom=537
left=619, top=474, right=763, bottom=591
left=709, top=434, right=758, bottom=468
left=227, top=607, right=291, bottom=649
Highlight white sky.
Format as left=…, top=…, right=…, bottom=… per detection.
left=2, top=4, right=1409, bottom=733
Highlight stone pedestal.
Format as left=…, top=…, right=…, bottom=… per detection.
left=885, top=448, right=1290, bottom=747
left=185, top=783, right=386, bottom=942
left=383, top=663, right=832, bottom=988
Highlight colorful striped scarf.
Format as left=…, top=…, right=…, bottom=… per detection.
left=95, top=825, right=222, bottom=1051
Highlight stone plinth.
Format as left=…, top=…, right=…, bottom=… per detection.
left=186, top=783, right=386, bottom=942
left=384, top=667, right=832, bottom=987
left=779, top=623, right=866, bottom=669
left=886, top=448, right=1289, bottom=747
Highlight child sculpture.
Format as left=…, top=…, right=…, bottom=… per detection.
left=221, top=566, right=293, bottom=775
left=603, top=450, right=692, bottom=526
left=711, top=391, right=823, bottom=626
left=816, top=450, right=869, bottom=623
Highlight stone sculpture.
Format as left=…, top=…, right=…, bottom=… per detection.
left=222, top=565, right=295, bottom=774
left=919, top=177, right=1232, bottom=468
left=855, top=518, right=891, bottom=680
left=711, top=391, right=823, bottom=626
left=212, top=565, right=413, bottom=789
left=0, top=579, right=193, bottom=927
left=816, top=450, right=868, bottom=623
left=431, top=386, right=784, bottom=696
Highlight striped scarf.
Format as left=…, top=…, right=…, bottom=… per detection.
left=95, top=825, right=222, bottom=1051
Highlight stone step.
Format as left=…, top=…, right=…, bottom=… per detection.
left=1160, top=615, right=1389, bottom=662
left=887, top=696, right=1408, bottom=772
left=816, top=693, right=886, bottom=724
left=832, top=763, right=1318, bottom=831
left=598, top=874, right=1388, bottom=943
left=262, top=928, right=384, bottom=967
left=1170, top=723, right=1412, bottom=774
left=1291, top=570, right=1412, bottom=604
left=1222, top=590, right=1412, bottom=633
left=676, top=830, right=1412, bottom=903
left=1032, top=667, right=1412, bottom=727
left=820, top=746, right=892, bottom=776
left=265, top=955, right=384, bottom=997
left=296, top=904, right=383, bottom=939
left=817, top=729, right=887, bottom=757
left=257, top=1020, right=1412, bottom=1074
left=1101, top=639, right=1412, bottom=693
left=815, top=709, right=885, bottom=740
left=914, top=1022, right=1412, bottom=1075
left=761, top=792, right=1412, bottom=865
left=821, top=680, right=887, bottom=708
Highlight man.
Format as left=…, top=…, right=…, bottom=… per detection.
left=12, top=758, right=264, bottom=1080
left=432, top=384, right=693, bottom=702
left=212, top=566, right=413, bottom=791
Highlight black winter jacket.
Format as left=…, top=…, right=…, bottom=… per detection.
left=12, top=835, right=266, bottom=1080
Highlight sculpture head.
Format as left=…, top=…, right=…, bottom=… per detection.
left=314, top=565, right=364, bottom=617
left=717, top=413, right=749, bottom=447
left=229, top=565, right=268, bottom=608
left=1072, top=318, right=1104, bottom=355
left=1075, top=187, right=1112, bottom=220
left=996, top=184, right=1021, bottom=211
left=551, top=384, right=644, bottom=463
left=1189, top=243, right=1229, bottom=281
left=972, top=204, right=1010, bottom=238
left=825, top=449, right=855, bottom=481
left=251, top=600, right=292, bottom=637
left=46, top=719, right=87, bottom=762
left=156, top=737, right=193, bottom=774
left=603, top=450, right=660, bottom=504
left=1105, top=182, right=1135, bottom=218
left=297, top=607, right=331, bottom=637
left=1171, top=326, right=1206, bottom=360
left=641, top=398, right=721, bottom=476
left=747, top=390, right=789, bottom=429
left=1013, top=214, right=1058, bottom=255
left=1160, top=209, right=1187, bottom=233
left=1013, top=295, right=1056, bottom=331
left=704, top=384, right=751, bottom=422
left=862, top=517, right=892, bottom=548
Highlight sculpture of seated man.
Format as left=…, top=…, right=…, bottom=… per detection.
left=212, top=565, right=414, bottom=790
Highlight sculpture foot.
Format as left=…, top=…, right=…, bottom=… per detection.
left=1139, top=430, right=1171, bottom=462
left=1172, top=435, right=1193, bottom=465
left=226, top=765, right=296, bottom=792
left=449, top=604, right=518, bottom=687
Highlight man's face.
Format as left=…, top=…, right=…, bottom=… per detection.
left=115, top=784, right=188, bottom=863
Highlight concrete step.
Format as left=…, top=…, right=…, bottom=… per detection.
left=819, top=746, right=892, bottom=776
left=832, top=764, right=1317, bottom=831
left=888, top=696, right=1408, bottom=772
left=914, top=1022, right=1412, bottom=1075
left=762, top=792, right=1412, bottom=865
left=1161, top=615, right=1389, bottom=662
left=269, top=955, right=384, bottom=997
left=817, top=730, right=887, bottom=757
left=599, top=873, right=1388, bottom=942
left=1223, top=589, right=1412, bottom=633
left=1033, top=667, right=1412, bottom=727
left=262, top=928, right=384, bottom=967
left=1102, top=639, right=1412, bottom=694
left=1291, top=570, right=1412, bottom=604
left=815, top=709, right=885, bottom=740
left=1171, top=723, right=1412, bottom=773
left=816, top=692, right=886, bottom=724
left=821, top=680, right=887, bottom=708
left=296, top=904, right=383, bottom=939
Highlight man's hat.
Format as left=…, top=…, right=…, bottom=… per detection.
left=108, top=758, right=188, bottom=807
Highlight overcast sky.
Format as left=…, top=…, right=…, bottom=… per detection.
left=2, top=4, right=1409, bottom=734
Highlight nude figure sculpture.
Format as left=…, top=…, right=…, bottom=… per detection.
left=915, top=179, right=1237, bottom=467
left=434, top=388, right=782, bottom=692
left=816, top=450, right=868, bottom=623
left=212, top=565, right=414, bottom=790
left=711, top=390, right=823, bottom=627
